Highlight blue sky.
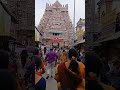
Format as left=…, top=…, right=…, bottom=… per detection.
left=35, top=0, right=85, bottom=26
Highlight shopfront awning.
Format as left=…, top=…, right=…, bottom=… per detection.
left=102, top=31, right=120, bottom=42
left=0, top=35, right=16, bottom=41
left=74, top=39, right=85, bottom=46
left=93, top=31, right=120, bottom=46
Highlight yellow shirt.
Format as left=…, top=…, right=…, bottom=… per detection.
left=60, top=52, right=67, bottom=63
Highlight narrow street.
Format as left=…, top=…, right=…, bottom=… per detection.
left=1, top=0, right=120, bottom=89
left=43, top=69, right=58, bottom=90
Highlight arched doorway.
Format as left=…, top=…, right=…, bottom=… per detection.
left=50, top=38, right=63, bottom=48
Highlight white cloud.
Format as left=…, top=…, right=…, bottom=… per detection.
left=35, top=0, right=85, bottom=26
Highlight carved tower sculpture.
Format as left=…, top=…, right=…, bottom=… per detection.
left=38, top=1, right=73, bottom=48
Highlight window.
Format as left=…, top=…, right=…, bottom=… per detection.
left=52, top=33, right=60, bottom=36
left=55, top=33, right=57, bottom=36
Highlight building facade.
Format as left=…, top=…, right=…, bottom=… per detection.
left=0, top=0, right=17, bottom=51
left=85, top=0, right=96, bottom=48
left=35, top=26, right=43, bottom=47
left=94, top=0, right=120, bottom=42
left=93, top=0, right=120, bottom=64
left=38, top=1, right=73, bottom=48
left=5, top=0, right=35, bottom=46
left=74, top=18, right=85, bottom=50
left=75, top=18, right=85, bottom=45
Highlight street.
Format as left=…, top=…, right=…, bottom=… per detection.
left=0, top=0, right=120, bottom=89
left=43, top=69, right=58, bottom=90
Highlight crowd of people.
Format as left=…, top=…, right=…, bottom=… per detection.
left=0, top=46, right=120, bottom=90
left=35, top=47, right=85, bottom=90
left=38, top=47, right=120, bottom=90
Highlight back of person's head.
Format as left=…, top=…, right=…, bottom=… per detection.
left=35, top=56, right=42, bottom=71
left=68, top=48, right=79, bottom=76
left=85, top=51, right=101, bottom=78
left=44, top=47, right=46, bottom=49
left=0, top=70, right=17, bottom=90
left=21, top=49, right=28, bottom=57
left=63, top=50, right=65, bottom=52
left=50, top=48, right=53, bottom=51
left=0, top=50, right=9, bottom=69
left=68, top=48, right=82, bottom=88
left=68, top=48, right=78, bottom=59
left=33, top=48, right=39, bottom=55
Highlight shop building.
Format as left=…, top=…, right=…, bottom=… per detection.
left=93, top=0, right=120, bottom=60
left=74, top=18, right=85, bottom=50
left=0, top=0, right=17, bottom=52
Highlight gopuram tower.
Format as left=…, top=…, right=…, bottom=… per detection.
left=38, top=1, right=73, bottom=48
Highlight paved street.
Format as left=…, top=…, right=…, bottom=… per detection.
left=43, top=68, right=58, bottom=90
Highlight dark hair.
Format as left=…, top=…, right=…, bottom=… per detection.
left=33, top=48, right=39, bottom=55
left=21, top=50, right=28, bottom=67
left=21, top=49, right=28, bottom=57
left=63, top=50, right=65, bottom=52
left=44, top=47, right=46, bottom=49
left=0, top=50, right=9, bottom=69
left=68, top=48, right=79, bottom=75
left=68, top=48, right=82, bottom=89
left=50, top=48, right=53, bottom=51
left=85, top=52, right=102, bottom=78
left=0, top=70, right=17, bottom=90
left=35, top=56, right=42, bottom=71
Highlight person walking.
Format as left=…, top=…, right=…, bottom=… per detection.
left=0, top=50, right=22, bottom=90
left=20, top=50, right=28, bottom=68
left=55, top=49, right=61, bottom=64
left=35, top=56, right=46, bottom=90
left=33, top=48, right=45, bottom=76
left=85, top=51, right=115, bottom=90
left=55, top=48, right=85, bottom=90
left=60, top=50, right=67, bottom=63
left=44, top=47, right=47, bottom=55
left=45, top=48, right=58, bottom=79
